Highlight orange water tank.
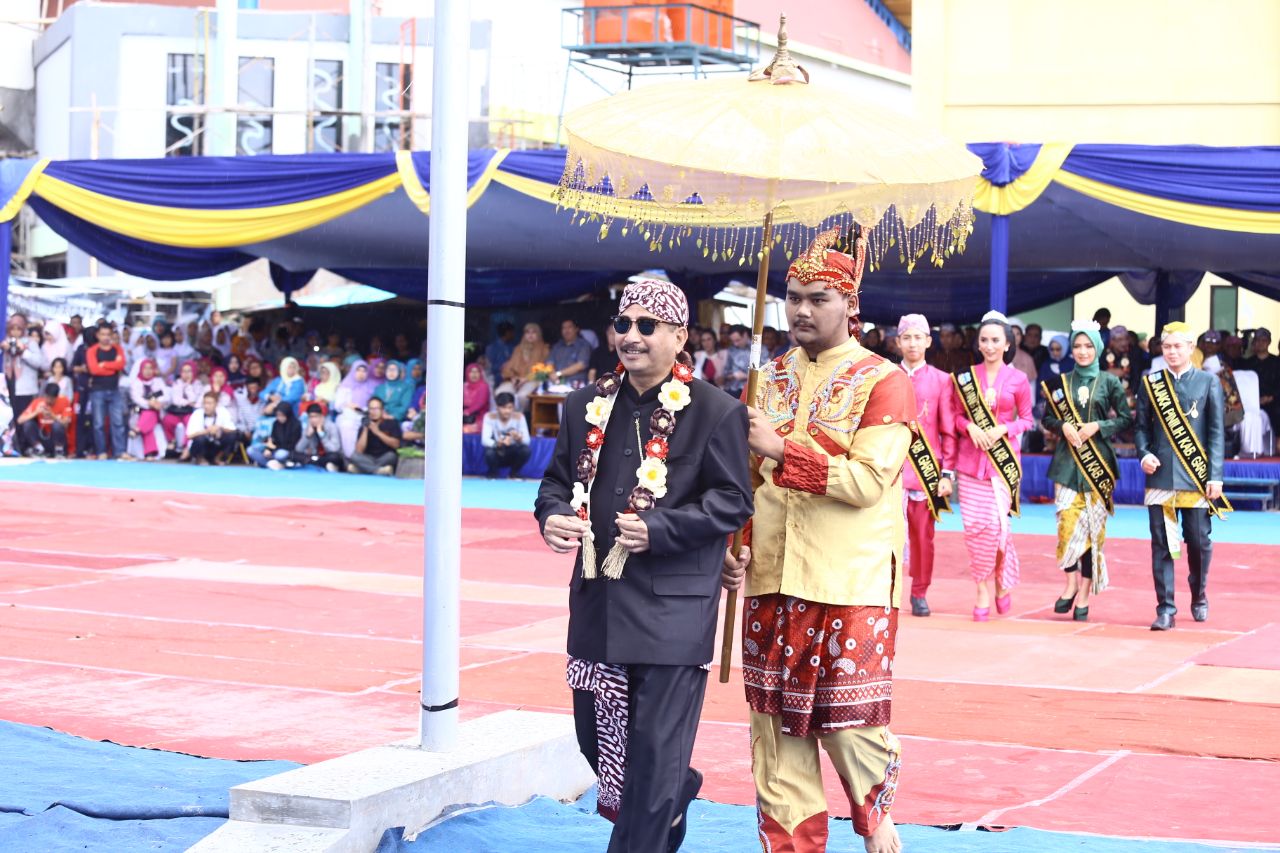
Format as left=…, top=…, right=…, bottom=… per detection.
left=583, top=1, right=674, bottom=45
left=667, top=1, right=734, bottom=49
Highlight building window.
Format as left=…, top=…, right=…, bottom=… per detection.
left=165, top=53, right=204, bottom=157
left=373, top=62, right=412, bottom=152
left=311, top=59, right=344, bottom=152
left=237, top=57, right=275, bottom=156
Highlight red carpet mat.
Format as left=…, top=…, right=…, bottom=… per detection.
left=0, top=483, right=1278, bottom=844
left=1194, top=622, right=1280, bottom=670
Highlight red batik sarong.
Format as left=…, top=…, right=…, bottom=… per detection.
left=743, top=593, right=896, bottom=738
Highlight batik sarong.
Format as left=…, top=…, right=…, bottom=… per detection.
left=743, top=593, right=896, bottom=738
left=566, top=657, right=628, bottom=822
left=1055, top=484, right=1110, bottom=594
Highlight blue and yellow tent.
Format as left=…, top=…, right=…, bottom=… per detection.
left=3, top=144, right=1280, bottom=323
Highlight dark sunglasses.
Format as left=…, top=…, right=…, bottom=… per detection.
left=612, top=316, right=679, bottom=336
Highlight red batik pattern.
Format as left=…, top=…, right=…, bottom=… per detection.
left=743, top=594, right=896, bottom=738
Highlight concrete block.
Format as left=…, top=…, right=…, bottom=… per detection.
left=395, top=456, right=424, bottom=479
left=188, top=709, right=593, bottom=852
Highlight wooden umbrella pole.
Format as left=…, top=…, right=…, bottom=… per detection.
left=720, top=209, right=775, bottom=683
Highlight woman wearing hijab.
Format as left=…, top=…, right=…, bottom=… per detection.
left=461, top=362, right=490, bottom=435
left=263, top=356, right=306, bottom=415
left=42, top=321, right=72, bottom=367
left=208, top=366, right=238, bottom=424
left=164, top=360, right=207, bottom=450
left=334, top=359, right=379, bottom=457
left=1042, top=322, right=1132, bottom=621
left=495, top=322, right=549, bottom=411
left=129, top=358, right=170, bottom=460
left=248, top=401, right=302, bottom=469
left=405, top=358, right=425, bottom=390
left=311, top=361, right=342, bottom=414
left=952, top=312, right=1035, bottom=621
left=375, top=360, right=414, bottom=422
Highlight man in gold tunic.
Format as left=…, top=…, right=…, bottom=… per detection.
left=724, top=230, right=914, bottom=853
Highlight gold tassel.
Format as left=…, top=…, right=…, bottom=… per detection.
left=580, top=532, right=597, bottom=579
left=600, top=541, right=630, bottom=580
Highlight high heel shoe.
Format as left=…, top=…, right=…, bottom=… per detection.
left=1053, top=596, right=1074, bottom=614
left=995, top=593, right=1012, bottom=615
left=973, top=606, right=990, bottom=622
left=1073, top=605, right=1089, bottom=622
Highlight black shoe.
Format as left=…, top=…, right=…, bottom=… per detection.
left=1192, top=602, right=1208, bottom=622
left=910, top=596, right=931, bottom=617
left=1053, top=596, right=1075, bottom=614
left=1150, top=613, right=1176, bottom=631
left=1073, top=606, right=1089, bottom=622
left=666, top=767, right=702, bottom=852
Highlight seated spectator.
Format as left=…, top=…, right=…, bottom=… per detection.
left=244, top=356, right=268, bottom=388
left=208, top=366, right=237, bottom=421
left=549, top=318, right=591, bottom=386
left=293, top=402, right=342, bottom=472
left=15, top=383, right=71, bottom=458
left=234, top=376, right=267, bottom=449
left=406, top=358, right=424, bottom=391
left=129, top=358, right=170, bottom=460
left=310, top=362, right=341, bottom=413
left=263, top=356, right=306, bottom=415
left=721, top=325, right=751, bottom=396
left=375, top=360, right=415, bottom=422
left=481, top=392, right=531, bottom=479
left=335, top=359, right=379, bottom=458
left=249, top=401, right=301, bottom=469
left=164, top=361, right=207, bottom=452
left=154, top=330, right=179, bottom=380
left=496, top=322, right=550, bottom=411
left=485, top=322, right=516, bottom=385
left=587, top=323, right=619, bottom=383
left=183, top=392, right=238, bottom=465
left=347, top=396, right=401, bottom=476
left=46, top=357, right=73, bottom=401
left=692, top=328, right=725, bottom=384
left=463, top=363, right=490, bottom=435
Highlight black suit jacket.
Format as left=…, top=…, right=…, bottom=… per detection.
left=535, top=376, right=753, bottom=666
left=1134, top=366, right=1226, bottom=490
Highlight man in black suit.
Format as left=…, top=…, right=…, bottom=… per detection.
left=536, top=279, right=753, bottom=852
left=1136, top=322, right=1227, bottom=631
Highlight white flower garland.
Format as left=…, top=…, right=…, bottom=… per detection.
left=574, top=360, right=693, bottom=579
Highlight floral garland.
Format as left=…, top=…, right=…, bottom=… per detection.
left=571, top=356, right=695, bottom=579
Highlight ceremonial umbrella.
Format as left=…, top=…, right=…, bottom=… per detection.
left=556, top=16, right=983, bottom=682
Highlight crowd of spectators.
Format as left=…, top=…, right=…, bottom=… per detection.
left=5, top=304, right=1277, bottom=475
left=0, top=310, right=433, bottom=477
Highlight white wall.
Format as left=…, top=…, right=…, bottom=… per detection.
left=34, top=40, right=69, bottom=159
left=0, top=0, right=40, bottom=90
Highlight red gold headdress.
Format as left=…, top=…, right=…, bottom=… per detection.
left=786, top=227, right=868, bottom=296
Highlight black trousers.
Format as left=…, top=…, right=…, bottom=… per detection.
left=484, top=443, right=531, bottom=476
left=189, top=433, right=237, bottom=461
left=573, top=664, right=706, bottom=853
left=1147, top=505, right=1212, bottom=616
left=292, top=450, right=342, bottom=469
left=18, top=420, right=66, bottom=455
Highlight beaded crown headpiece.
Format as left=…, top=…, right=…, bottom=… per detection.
left=786, top=227, right=868, bottom=296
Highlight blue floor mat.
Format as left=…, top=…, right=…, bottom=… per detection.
left=385, top=790, right=1261, bottom=853
left=0, top=720, right=297, bottom=852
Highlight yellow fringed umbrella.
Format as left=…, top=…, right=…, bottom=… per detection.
left=556, top=15, right=983, bottom=682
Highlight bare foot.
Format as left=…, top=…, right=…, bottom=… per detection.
left=864, top=815, right=901, bottom=853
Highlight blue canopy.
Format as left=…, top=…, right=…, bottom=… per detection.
left=3, top=145, right=1279, bottom=323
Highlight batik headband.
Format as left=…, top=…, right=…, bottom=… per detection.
left=618, top=278, right=689, bottom=327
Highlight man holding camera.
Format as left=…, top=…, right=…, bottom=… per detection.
left=5, top=315, right=48, bottom=425
left=348, top=396, right=401, bottom=475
